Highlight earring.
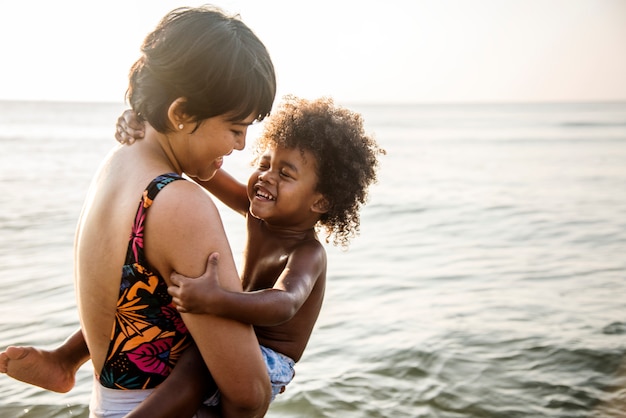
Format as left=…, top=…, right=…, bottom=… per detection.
left=178, top=123, right=184, bottom=130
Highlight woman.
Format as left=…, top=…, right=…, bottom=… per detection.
left=75, top=6, right=275, bottom=417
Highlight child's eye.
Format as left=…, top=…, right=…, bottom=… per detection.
left=279, top=170, right=291, bottom=178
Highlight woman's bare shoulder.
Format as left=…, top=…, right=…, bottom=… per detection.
left=143, top=178, right=238, bottom=283
left=148, top=178, right=222, bottom=239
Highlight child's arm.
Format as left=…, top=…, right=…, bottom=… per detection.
left=169, top=242, right=325, bottom=326
left=191, top=169, right=250, bottom=216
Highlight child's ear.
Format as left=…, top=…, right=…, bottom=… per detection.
left=311, top=196, right=330, bottom=214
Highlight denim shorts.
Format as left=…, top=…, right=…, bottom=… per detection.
left=260, top=345, right=296, bottom=400
left=203, top=344, right=296, bottom=406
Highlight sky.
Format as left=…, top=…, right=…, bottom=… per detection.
left=1, top=0, right=625, bottom=104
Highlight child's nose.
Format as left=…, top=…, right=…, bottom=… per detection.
left=258, top=169, right=275, bottom=183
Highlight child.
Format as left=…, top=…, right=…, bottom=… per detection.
left=1, top=95, right=384, bottom=416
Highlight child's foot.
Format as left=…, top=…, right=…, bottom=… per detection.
left=0, top=346, right=76, bottom=393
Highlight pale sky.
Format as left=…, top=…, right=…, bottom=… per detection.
left=1, top=0, right=625, bottom=104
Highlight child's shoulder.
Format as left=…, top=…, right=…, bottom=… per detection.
left=288, top=237, right=327, bottom=267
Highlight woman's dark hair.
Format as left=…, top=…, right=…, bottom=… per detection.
left=126, top=5, right=276, bottom=132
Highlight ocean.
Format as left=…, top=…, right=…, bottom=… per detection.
left=1, top=100, right=625, bottom=417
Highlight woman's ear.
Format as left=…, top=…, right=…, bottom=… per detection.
left=167, top=97, right=191, bottom=131
left=311, top=196, right=330, bottom=214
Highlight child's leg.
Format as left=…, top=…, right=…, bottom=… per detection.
left=125, top=343, right=218, bottom=418
left=0, top=328, right=90, bottom=393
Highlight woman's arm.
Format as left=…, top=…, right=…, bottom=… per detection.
left=146, top=181, right=270, bottom=417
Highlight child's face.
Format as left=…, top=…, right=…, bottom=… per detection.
left=247, top=146, right=325, bottom=227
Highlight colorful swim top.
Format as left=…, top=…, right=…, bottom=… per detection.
left=99, top=173, right=192, bottom=390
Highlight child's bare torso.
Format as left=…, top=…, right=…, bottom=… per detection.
left=241, top=215, right=326, bottom=362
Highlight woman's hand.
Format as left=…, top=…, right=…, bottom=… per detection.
left=169, top=252, right=224, bottom=314
left=115, top=109, right=145, bottom=145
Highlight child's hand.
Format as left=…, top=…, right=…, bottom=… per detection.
left=169, top=253, right=223, bottom=314
left=115, top=109, right=145, bottom=145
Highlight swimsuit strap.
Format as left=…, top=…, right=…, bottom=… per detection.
left=126, top=173, right=184, bottom=266
left=100, top=172, right=191, bottom=390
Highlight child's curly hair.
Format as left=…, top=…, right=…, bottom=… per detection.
left=253, top=95, right=385, bottom=248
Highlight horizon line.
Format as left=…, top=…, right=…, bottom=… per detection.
left=1, top=98, right=626, bottom=107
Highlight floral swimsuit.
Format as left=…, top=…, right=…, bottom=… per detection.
left=99, top=173, right=192, bottom=390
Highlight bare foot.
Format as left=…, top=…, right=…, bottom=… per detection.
left=0, top=346, right=76, bottom=393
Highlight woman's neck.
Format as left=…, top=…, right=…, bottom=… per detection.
left=140, top=125, right=183, bottom=175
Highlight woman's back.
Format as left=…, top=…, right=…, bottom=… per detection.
left=74, top=141, right=172, bottom=375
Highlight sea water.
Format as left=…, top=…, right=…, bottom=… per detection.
left=1, top=100, right=625, bottom=417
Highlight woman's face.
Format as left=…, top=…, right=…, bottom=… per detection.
left=177, top=112, right=256, bottom=181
